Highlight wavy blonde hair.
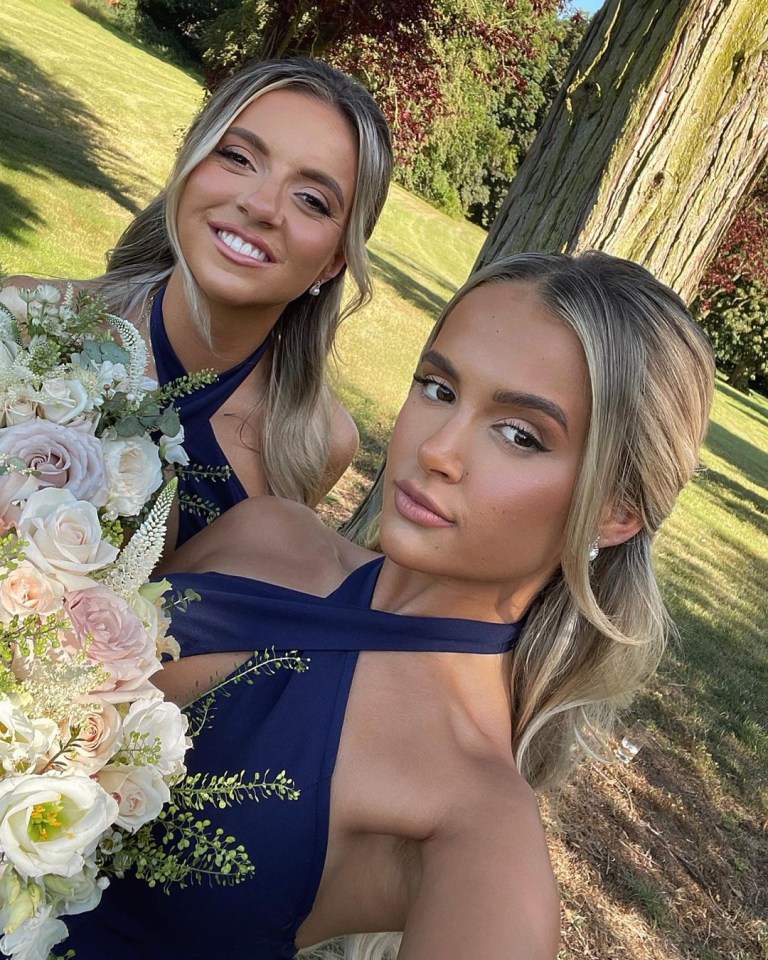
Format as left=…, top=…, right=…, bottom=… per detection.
left=320, top=251, right=714, bottom=959
left=98, top=58, right=392, bottom=503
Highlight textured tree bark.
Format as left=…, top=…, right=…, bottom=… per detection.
left=476, top=0, right=768, bottom=301
left=343, top=0, right=768, bottom=542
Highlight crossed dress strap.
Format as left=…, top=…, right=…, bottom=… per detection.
left=150, top=286, right=270, bottom=546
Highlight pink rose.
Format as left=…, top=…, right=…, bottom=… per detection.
left=64, top=585, right=160, bottom=700
left=0, top=420, right=108, bottom=506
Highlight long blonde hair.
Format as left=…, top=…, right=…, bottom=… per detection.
left=424, top=252, right=714, bottom=787
left=98, top=58, right=393, bottom=503
left=307, top=251, right=715, bottom=960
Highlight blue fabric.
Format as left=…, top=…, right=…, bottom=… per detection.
left=151, top=286, right=270, bottom=547
left=66, top=558, right=522, bottom=959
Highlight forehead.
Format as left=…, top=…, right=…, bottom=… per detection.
left=231, top=88, right=357, bottom=165
left=433, top=281, right=590, bottom=415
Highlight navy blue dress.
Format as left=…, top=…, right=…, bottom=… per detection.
left=150, top=287, right=270, bottom=547
left=67, top=558, right=522, bottom=959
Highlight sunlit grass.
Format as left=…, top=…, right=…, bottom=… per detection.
left=1, top=5, right=766, bottom=954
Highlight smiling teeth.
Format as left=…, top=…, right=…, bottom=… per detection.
left=217, top=230, right=270, bottom=262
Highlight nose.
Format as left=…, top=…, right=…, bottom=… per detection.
left=416, top=414, right=467, bottom=483
left=236, top=175, right=284, bottom=227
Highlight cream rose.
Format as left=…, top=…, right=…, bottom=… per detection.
left=1, top=389, right=38, bottom=428
left=120, top=699, right=190, bottom=779
left=0, top=420, right=108, bottom=505
left=101, top=435, right=163, bottom=519
left=95, top=765, right=169, bottom=832
left=0, top=468, right=39, bottom=534
left=0, top=773, right=118, bottom=879
left=37, top=378, right=92, bottom=426
left=57, top=701, right=122, bottom=775
left=16, top=488, right=118, bottom=590
left=0, top=697, right=59, bottom=775
left=0, top=561, right=65, bottom=623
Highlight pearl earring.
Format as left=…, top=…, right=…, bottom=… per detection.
left=309, top=281, right=322, bottom=296
left=588, top=537, right=600, bottom=562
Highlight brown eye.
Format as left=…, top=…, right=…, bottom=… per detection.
left=412, top=375, right=456, bottom=404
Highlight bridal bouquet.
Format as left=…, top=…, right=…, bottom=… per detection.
left=0, top=282, right=190, bottom=960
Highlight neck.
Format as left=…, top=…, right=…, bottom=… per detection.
left=371, top=558, right=536, bottom=624
left=162, top=269, right=281, bottom=373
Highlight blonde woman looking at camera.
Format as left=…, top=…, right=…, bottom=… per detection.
left=66, top=252, right=714, bottom=960
left=3, top=58, right=393, bottom=547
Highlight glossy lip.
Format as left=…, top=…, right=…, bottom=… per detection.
left=394, top=480, right=454, bottom=528
left=209, top=222, right=277, bottom=265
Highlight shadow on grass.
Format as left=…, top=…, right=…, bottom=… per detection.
left=0, top=36, right=150, bottom=244
left=369, top=250, right=450, bottom=316
left=717, top=379, right=768, bottom=428
left=704, top=420, right=768, bottom=491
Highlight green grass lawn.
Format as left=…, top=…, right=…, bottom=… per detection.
left=1, top=3, right=766, bottom=956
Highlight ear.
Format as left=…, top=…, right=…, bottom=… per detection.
left=321, top=247, right=347, bottom=283
left=598, top=504, right=644, bottom=548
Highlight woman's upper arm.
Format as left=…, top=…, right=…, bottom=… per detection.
left=399, top=789, right=560, bottom=960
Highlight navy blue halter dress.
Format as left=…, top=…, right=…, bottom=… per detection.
left=150, top=286, right=270, bottom=547
left=66, top=558, right=522, bottom=959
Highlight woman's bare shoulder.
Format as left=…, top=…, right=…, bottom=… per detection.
left=161, top=495, right=374, bottom=595
left=401, top=766, right=560, bottom=960
left=1, top=275, right=97, bottom=292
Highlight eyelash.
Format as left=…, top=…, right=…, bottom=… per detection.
left=215, top=147, right=332, bottom=217
left=412, top=374, right=548, bottom=453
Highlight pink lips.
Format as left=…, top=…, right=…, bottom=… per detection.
left=394, top=481, right=454, bottom=528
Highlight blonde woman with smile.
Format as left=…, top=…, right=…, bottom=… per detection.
left=5, top=58, right=393, bottom=547
left=66, top=252, right=715, bottom=960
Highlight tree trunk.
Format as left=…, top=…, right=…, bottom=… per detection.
left=343, top=0, right=768, bottom=542
left=477, top=0, right=768, bottom=301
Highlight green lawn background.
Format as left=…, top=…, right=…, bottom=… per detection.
left=1, top=2, right=766, bottom=954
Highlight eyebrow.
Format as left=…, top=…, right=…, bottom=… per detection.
left=226, top=126, right=346, bottom=211
left=420, top=348, right=569, bottom=434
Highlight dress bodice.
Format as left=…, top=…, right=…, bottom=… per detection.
left=66, top=558, right=522, bottom=960
left=150, top=286, right=270, bottom=547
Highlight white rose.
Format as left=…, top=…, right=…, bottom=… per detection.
left=159, top=425, right=189, bottom=466
left=43, top=862, right=109, bottom=916
left=0, top=285, right=28, bottom=323
left=36, top=378, right=91, bottom=426
left=0, top=561, right=65, bottom=623
left=0, top=773, right=118, bottom=879
left=0, top=906, right=68, bottom=960
left=0, top=698, right=59, bottom=775
left=16, top=488, right=118, bottom=591
left=56, top=701, right=122, bottom=776
left=102, top=435, right=163, bottom=519
left=120, top=699, right=190, bottom=779
left=0, top=420, right=109, bottom=505
left=95, top=765, right=169, bottom=833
